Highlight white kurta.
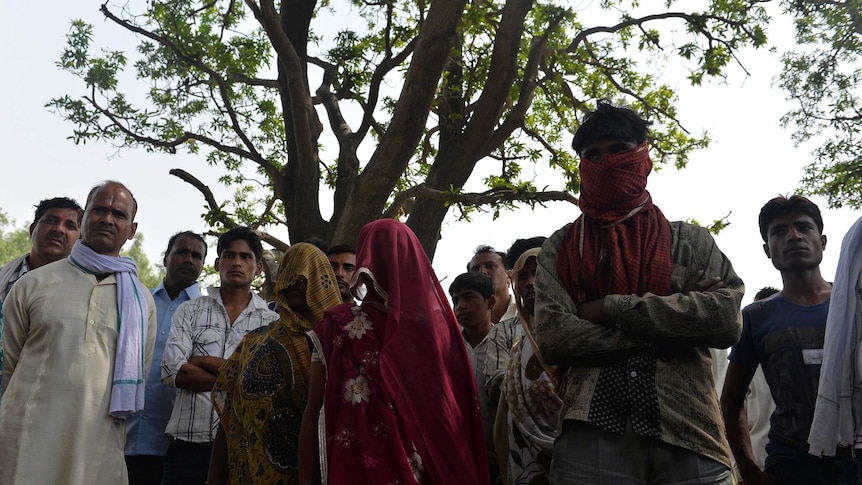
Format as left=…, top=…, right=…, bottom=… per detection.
left=0, top=259, right=156, bottom=485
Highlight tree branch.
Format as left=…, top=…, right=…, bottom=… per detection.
left=100, top=3, right=268, bottom=165
left=384, top=184, right=578, bottom=218
left=169, top=168, right=236, bottom=229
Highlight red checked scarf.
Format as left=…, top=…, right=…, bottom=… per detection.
left=557, top=142, right=673, bottom=302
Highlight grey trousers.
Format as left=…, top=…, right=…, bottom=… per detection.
left=552, top=420, right=731, bottom=485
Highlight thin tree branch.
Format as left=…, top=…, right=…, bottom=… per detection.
left=384, top=184, right=578, bottom=218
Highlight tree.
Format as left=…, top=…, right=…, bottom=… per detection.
left=122, top=233, right=165, bottom=288
left=49, top=0, right=769, bottom=258
left=778, top=0, right=862, bottom=209
left=0, top=211, right=31, bottom=268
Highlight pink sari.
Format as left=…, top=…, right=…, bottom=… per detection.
left=309, top=219, right=488, bottom=484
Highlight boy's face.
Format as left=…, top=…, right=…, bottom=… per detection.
left=450, top=287, right=494, bottom=331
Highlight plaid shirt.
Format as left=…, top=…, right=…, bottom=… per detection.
left=161, top=289, right=278, bottom=443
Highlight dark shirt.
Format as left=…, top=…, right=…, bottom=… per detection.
left=729, top=293, right=828, bottom=469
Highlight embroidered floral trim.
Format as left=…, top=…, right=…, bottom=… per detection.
left=345, top=313, right=374, bottom=339
left=371, top=422, right=390, bottom=439
left=344, top=374, right=372, bottom=404
left=334, top=428, right=356, bottom=448
left=361, top=350, right=380, bottom=367
left=360, top=454, right=379, bottom=468
left=408, top=445, right=424, bottom=483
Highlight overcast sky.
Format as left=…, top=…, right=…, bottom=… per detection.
left=1, top=1, right=858, bottom=305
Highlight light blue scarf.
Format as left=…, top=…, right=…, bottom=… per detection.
left=69, top=240, right=148, bottom=419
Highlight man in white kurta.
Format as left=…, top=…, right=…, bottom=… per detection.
left=0, top=181, right=156, bottom=485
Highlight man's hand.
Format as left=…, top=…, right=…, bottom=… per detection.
left=683, top=270, right=723, bottom=294
left=188, top=355, right=226, bottom=376
left=739, top=468, right=775, bottom=485
left=576, top=298, right=605, bottom=324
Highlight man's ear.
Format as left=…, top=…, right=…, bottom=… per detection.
left=77, top=209, right=84, bottom=229
left=763, top=243, right=771, bottom=259
left=28, top=221, right=36, bottom=237
left=487, top=294, right=496, bottom=311
left=255, top=259, right=263, bottom=276
left=505, top=269, right=512, bottom=284
left=128, top=222, right=138, bottom=241
left=821, top=234, right=827, bottom=250
left=214, top=258, right=221, bottom=271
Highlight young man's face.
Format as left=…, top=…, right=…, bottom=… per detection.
left=515, top=256, right=538, bottom=317
left=579, top=137, right=638, bottom=163
left=215, top=239, right=262, bottom=289
left=164, top=235, right=206, bottom=291
left=763, top=213, right=826, bottom=272
left=328, top=252, right=356, bottom=300
left=29, top=207, right=80, bottom=265
left=450, top=288, right=494, bottom=331
left=469, top=251, right=510, bottom=297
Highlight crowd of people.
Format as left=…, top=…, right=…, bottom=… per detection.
left=1, top=102, right=861, bottom=485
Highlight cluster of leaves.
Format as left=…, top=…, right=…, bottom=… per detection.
left=47, top=0, right=771, bottom=255
left=121, top=234, right=165, bottom=288
left=778, top=0, right=862, bottom=209
left=0, top=211, right=31, bottom=268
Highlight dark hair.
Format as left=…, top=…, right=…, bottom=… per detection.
left=506, top=237, right=547, bottom=269
left=758, top=195, right=823, bottom=242
left=217, top=226, right=263, bottom=261
left=303, top=237, right=329, bottom=253
left=571, top=100, right=651, bottom=155
left=165, top=231, right=207, bottom=258
left=86, top=181, right=138, bottom=218
left=33, top=197, right=82, bottom=224
left=754, top=286, right=779, bottom=302
left=467, top=245, right=509, bottom=271
left=327, top=244, right=356, bottom=256
left=449, top=272, right=495, bottom=299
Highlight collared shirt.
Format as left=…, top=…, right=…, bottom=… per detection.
left=162, top=288, right=278, bottom=443
left=499, top=296, right=519, bottom=323
left=0, top=255, right=30, bottom=407
left=484, top=315, right=525, bottom=398
left=0, top=254, right=29, bottom=304
left=464, top=331, right=496, bottom=465
left=125, top=280, right=203, bottom=456
left=534, top=221, right=744, bottom=467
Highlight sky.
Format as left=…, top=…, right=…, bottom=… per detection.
left=1, top=1, right=858, bottom=306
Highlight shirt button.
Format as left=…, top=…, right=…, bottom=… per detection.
left=88, top=320, right=95, bottom=325
left=630, top=371, right=637, bottom=378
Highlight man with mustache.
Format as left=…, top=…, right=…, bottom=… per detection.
left=0, top=196, right=82, bottom=407
left=0, top=181, right=156, bottom=485
left=722, top=196, right=854, bottom=484
left=160, top=226, right=277, bottom=485
left=326, top=244, right=356, bottom=304
left=125, top=231, right=207, bottom=485
left=0, top=196, right=82, bottom=303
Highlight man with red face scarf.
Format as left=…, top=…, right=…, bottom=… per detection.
left=533, top=102, right=744, bottom=484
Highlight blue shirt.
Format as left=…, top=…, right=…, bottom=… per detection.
left=729, top=293, right=828, bottom=469
left=124, top=280, right=202, bottom=456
